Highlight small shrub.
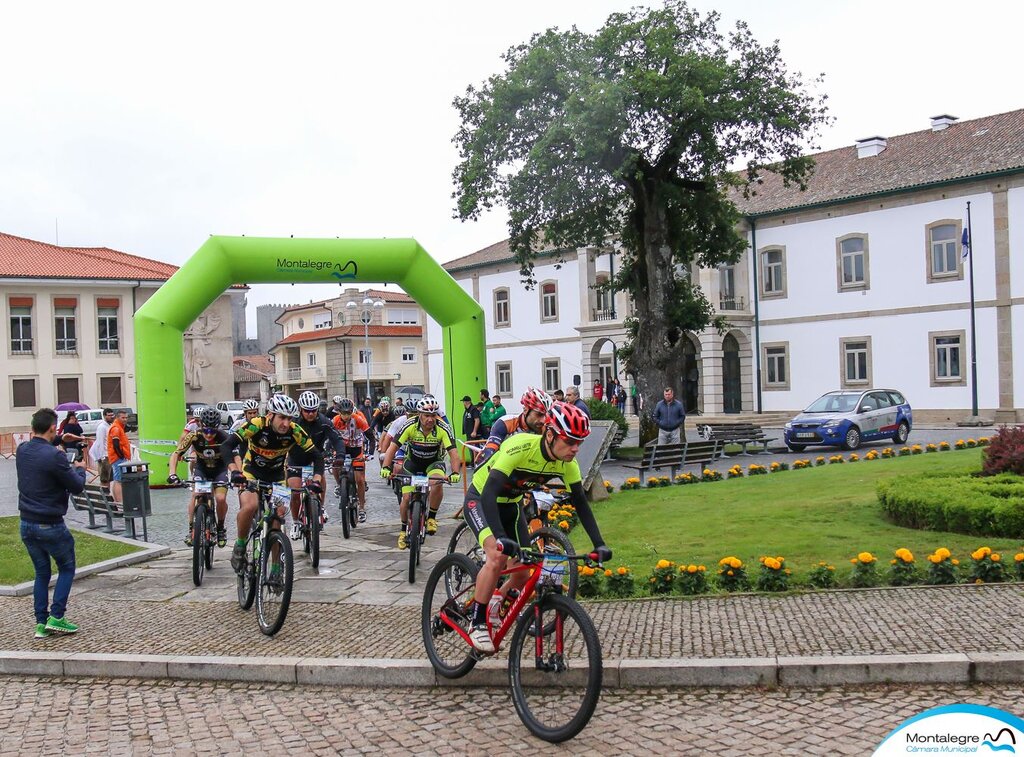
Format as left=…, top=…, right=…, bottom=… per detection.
left=850, top=551, right=880, bottom=588
left=848, top=453, right=859, bottom=463
left=968, top=546, right=1007, bottom=584
left=648, top=559, right=677, bottom=595
left=604, top=566, right=635, bottom=598
left=603, top=480, right=614, bottom=493
left=727, top=465, right=744, bottom=479
left=865, top=450, right=879, bottom=461
left=979, top=436, right=990, bottom=446
left=577, top=565, right=602, bottom=597
left=702, top=468, right=723, bottom=482
left=1015, top=551, right=1024, bottom=581
left=982, top=426, right=1024, bottom=476
left=925, top=548, right=959, bottom=585
left=911, top=444, right=923, bottom=455
left=756, top=556, right=790, bottom=592
left=925, top=444, right=938, bottom=453
left=939, top=441, right=951, bottom=451
left=899, top=447, right=912, bottom=456
left=675, top=472, right=699, bottom=485
left=645, top=477, right=661, bottom=488
left=967, top=439, right=978, bottom=448
left=621, top=477, right=641, bottom=491
left=584, top=397, right=628, bottom=438
left=955, top=439, right=967, bottom=450
left=793, top=459, right=811, bottom=470
left=769, top=461, right=789, bottom=472
left=676, top=564, right=709, bottom=595
left=748, top=464, right=768, bottom=476
left=808, top=561, right=838, bottom=589
left=815, top=456, right=827, bottom=466
left=716, top=556, right=750, bottom=592
left=829, top=454, right=845, bottom=465
left=881, top=448, right=895, bottom=458
left=888, top=548, right=918, bottom=587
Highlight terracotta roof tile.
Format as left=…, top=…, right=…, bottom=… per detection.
left=280, top=288, right=415, bottom=315
left=232, top=355, right=274, bottom=376
left=735, top=108, right=1024, bottom=216
left=0, top=233, right=180, bottom=280
left=274, top=324, right=422, bottom=347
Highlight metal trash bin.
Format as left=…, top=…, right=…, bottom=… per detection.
left=120, top=460, right=152, bottom=541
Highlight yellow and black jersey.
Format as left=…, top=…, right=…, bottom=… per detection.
left=175, top=429, right=229, bottom=471
left=396, top=419, right=456, bottom=464
left=222, top=415, right=319, bottom=478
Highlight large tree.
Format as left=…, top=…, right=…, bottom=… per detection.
left=452, top=1, right=828, bottom=422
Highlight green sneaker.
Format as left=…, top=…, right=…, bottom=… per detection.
left=45, top=616, right=79, bottom=634
left=34, top=623, right=50, bottom=639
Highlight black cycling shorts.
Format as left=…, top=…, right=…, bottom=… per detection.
left=462, top=485, right=528, bottom=549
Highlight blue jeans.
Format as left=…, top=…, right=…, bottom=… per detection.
left=20, top=520, right=76, bottom=624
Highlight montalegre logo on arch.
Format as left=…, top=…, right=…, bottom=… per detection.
left=874, top=704, right=1024, bottom=755
left=275, top=258, right=357, bottom=280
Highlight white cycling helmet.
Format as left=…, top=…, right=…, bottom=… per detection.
left=332, top=395, right=343, bottom=405
left=267, top=394, right=300, bottom=418
left=298, top=391, right=321, bottom=411
left=417, top=394, right=440, bottom=415
left=243, top=398, right=260, bottom=411
left=191, top=406, right=205, bottom=419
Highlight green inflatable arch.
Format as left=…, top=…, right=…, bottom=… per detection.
left=134, top=236, right=485, bottom=468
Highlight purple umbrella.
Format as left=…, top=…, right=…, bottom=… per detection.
left=54, top=402, right=90, bottom=412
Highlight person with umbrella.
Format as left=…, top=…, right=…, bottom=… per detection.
left=56, top=411, right=86, bottom=463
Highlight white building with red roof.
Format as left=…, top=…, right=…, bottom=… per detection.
left=270, top=288, right=426, bottom=405
left=0, top=232, right=244, bottom=432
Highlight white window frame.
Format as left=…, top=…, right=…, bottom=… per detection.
left=97, top=306, right=120, bottom=353
left=761, top=341, right=790, bottom=391
left=836, top=233, right=870, bottom=291
left=540, top=281, right=559, bottom=322
left=10, top=305, right=33, bottom=355
left=495, top=361, right=512, bottom=395
left=306, top=352, right=317, bottom=367
left=313, top=312, right=332, bottom=330
left=54, top=305, right=77, bottom=354
left=401, top=347, right=416, bottom=363
left=386, top=307, right=419, bottom=325
left=542, top=358, right=561, bottom=393
left=760, top=247, right=787, bottom=299
left=930, top=330, right=966, bottom=386
left=493, top=288, right=510, bottom=328
left=840, top=336, right=872, bottom=387
left=926, top=220, right=964, bottom=283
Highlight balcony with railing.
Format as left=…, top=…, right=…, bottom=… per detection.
left=718, top=294, right=746, bottom=311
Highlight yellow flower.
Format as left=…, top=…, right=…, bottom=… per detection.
left=726, top=570, right=734, bottom=576
left=890, top=559, right=897, bottom=565
left=952, top=559, right=959, bottom=565
left=617, top=566, right=628, bottom=576
left=764, top=557, right=780, bottom=570
left=685, top=564, right=697, bottom=574
left=975, top=578, right=983, bottom=584
left=927, top=554, right=939, bottom=564
left=1015, top=553, right=1024, bottom=563
left=895, top=548, right=914, bottom=562
left=992, top=554, right=1001, bottom=562
left=729, top=557, right=742, bottom=569
left=936, top=547, right=951, bottom=559
left=698, top=565, right=706, bottom=572
left=850, top=558, right=858, bottom=564
left=558, top=520, right=569, bottom=530
left=827, top=566, right=834, bottom=571
left=604, top=569, right=613, bottom=577
left=857, top=552, right=875, bottom=564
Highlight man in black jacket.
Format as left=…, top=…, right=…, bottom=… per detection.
left=17, top=408, right=87, bottom=638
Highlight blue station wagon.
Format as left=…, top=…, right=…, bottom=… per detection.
left=784, top=389, right=912, bottom=451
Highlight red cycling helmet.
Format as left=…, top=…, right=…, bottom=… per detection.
left=520, top=386, right=553, bottom=414
left=545, top=401, right=590, bottom=441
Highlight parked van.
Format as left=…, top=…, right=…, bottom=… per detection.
left=56, top=408, right=106, bottom=436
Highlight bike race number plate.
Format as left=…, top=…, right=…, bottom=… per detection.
left=271, top=483, right=291, bottom=506
left=193, top=480, right=212, bottom=494
left=411, top=474, right=430, bottom=489
left=301, top=465, right=314, bottom=482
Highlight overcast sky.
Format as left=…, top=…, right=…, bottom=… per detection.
left=1, top=0, right=1018, bottom=334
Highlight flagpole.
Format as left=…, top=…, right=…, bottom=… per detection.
left=966, top=201, right=979, bottom=417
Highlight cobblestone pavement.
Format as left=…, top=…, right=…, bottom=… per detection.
left=2, top=676, right=1022, bottom=755
left=3, top=583, right=1024, bottom=660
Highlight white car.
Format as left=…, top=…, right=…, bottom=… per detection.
left=216, top=401, right=247, bottom=427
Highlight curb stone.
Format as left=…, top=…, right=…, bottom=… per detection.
left=2, top=651, right=1023, bottom=688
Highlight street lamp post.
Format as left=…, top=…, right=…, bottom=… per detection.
left=347, top=297, right=384, bottom=404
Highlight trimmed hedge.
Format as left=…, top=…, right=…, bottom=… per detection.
left=878, top=472, right=1024, bottom=538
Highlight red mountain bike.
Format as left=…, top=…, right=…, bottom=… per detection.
left=422, top=547, right=603, bottom=743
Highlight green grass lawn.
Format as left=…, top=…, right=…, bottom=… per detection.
left=0, top=516, right=143, bottom=585
left=578, top=449, right=1022, bottom=583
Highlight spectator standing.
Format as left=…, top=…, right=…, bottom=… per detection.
left=614, top=379, right=627, bottom=411
left=107, top=409, right=130, bottom=504
left=89, top=408, right=115, bottom=487
left=631, top=383, right=640, bottom=415
left=482, top=395, right=506, bottom=431
left=593, top=380, right=604, bottom=402
left=564, top=386, right=591, bottom=416
left=552, top=389, right=565, bottom=402
left=653, top=387, right=686, bottom=444
left=17, top=408, right=87, bottom=638
left=479, top=389, right=495, bottom=437
left=461, top=395, right=482, bottom=440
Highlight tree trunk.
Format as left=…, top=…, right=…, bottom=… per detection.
left=626, top=184, right=690, bottom=444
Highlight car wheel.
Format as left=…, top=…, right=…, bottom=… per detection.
left=892, top=421, right=909, bottom=445
left=787, top=443, right=806, bottom=452
left=843, top=426, right=861, bottom=450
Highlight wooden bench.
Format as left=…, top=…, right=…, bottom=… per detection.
left=696, top=422, right=778, bottom=456
left=69, top=483, right=125, bottom=534
left=623, top=439, right=722, bottom=485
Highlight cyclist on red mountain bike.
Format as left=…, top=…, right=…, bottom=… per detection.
left=461, top=401, right=611, bottom=653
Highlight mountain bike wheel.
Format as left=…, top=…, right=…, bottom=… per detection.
left=308, top=494, right=321, bottom=569
left=422, top=553, right=479, bottom=679
left=301, top=494, right=312, bottom=556
left=338, top=478, right=351, bottom=539
left=408, top=498, right=422, bottom=583
left=203, top=509, right=216, bottom=570
left=508, top=594, right=602, bottom=743
left=446, top=520, right=484, bottom=567
left=191, top=502, right=207, bottom=586
left=236, top=535, right=258, bottom=610
left=256, top=530, right=293, bottom=636
left=348, top=482, right=358, bottom=529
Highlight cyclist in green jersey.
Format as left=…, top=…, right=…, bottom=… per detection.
left=461, top=401, right=612, bottom=653
left=379, top=395, right=461, bottom=549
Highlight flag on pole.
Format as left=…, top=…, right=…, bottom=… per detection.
left=961, top=226, right=970, bottom=259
